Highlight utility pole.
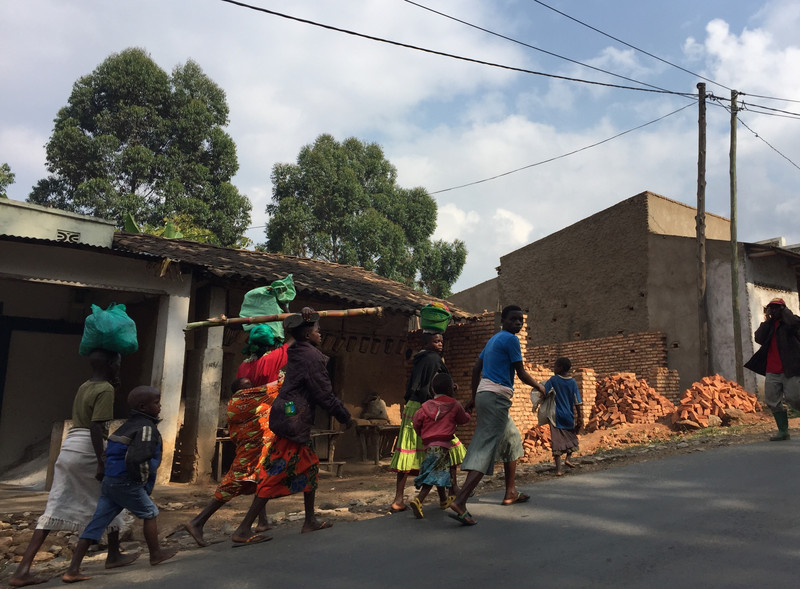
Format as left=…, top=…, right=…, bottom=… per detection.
left=696, top=83, right=710, bottom=377
left=730, top=90, right=744, bottom=383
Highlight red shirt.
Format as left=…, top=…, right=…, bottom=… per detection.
left=237, top=343, right=289, bottom=386
left=766, top=320, right=784, bottom=374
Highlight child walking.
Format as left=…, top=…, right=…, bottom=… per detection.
left=543, top=357, right=583, bottom=476
left=10, top=350, right=133, bottom=587
left=410, top=373, right=471, bottom=519
left=62, top=386, right=177, bottom=583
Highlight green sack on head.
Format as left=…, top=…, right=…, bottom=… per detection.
left=240, top=275, right=296, bottom=342
left=79, top=303, right=139, bottom=356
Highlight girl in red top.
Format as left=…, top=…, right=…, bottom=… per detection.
left=409, top=373, right=470, bottom=519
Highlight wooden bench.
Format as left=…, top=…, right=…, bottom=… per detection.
left=311, top=429, right=345, bottom=477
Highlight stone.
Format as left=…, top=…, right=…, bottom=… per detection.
left=722, top=407, right=746, bottom=424
left=14, top=529, right=34, bottom=545
left=707, top=414, right=723, bottom=428
left=32, top=551, right=55, bottom=562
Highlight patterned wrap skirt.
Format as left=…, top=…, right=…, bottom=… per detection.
left=390, top=401, right=466, bottom=474
left=414, top=446, right=452, bottom=489
left=255, top=437, right=320, bottom=500
left=214, top=384, right=279, bottom=503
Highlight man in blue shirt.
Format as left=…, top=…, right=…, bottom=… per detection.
left=448, top=305, right=545, bottom=526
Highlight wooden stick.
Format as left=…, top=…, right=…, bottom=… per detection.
left=184, top=306, right=383, bottom=331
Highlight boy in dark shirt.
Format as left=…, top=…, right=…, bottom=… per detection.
left=62, top=386, right=177, bottom=582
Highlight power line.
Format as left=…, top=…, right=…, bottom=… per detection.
left=218, top=0, right=694, bottom=97
left=530, top=0, right=800, bottom=105
left=736, top=118, right=800, bottom=172
left=711, top=97, right=800, bottom=172
left=430, top=102, right=695, bottom=194
left=403, top=0, right=673, bottom=94
left=530, top=0, right=732, bottom=93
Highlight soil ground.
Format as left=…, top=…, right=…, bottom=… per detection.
left=0, top=411, right=788, bottom=585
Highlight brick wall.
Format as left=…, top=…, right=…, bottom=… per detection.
left=523, top=331, right=677, bottom=397
left=410, top=315, right=678, bottom=447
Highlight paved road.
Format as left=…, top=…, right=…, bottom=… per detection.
left=30, top=441, right=800, bottom=588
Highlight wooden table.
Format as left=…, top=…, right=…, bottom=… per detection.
left=355, top=424, right=400, bottom=465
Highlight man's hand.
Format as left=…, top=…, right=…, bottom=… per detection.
left=95, top=462, right=105, bottom=482
left=301, top=307, right=316, bottom=322
left=464, top=398, right=476, bottom=413
left=345, top=419, right=357, bottom=430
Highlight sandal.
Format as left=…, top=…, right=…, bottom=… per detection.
left=439, top=495, right=456, bottom=510
left=447, top=510, right=477, bottom=526
left=410, top=497, right=424, bottom=519
left=501, top=491, right=530, bottom=506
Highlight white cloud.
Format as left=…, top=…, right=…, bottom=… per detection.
left=433, top=203, right=481, bottom=242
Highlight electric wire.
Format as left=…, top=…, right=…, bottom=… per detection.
left=430, top=102, right=695, bottom=194
left=530, top=0, right=800, bottom=105
left=218, top=0, right=694, bottom=97
left=711, top=96, right=800, bottom=172
left=402, top=0, right=673, bottom=94
left=530, top=0, right=731, bottom=91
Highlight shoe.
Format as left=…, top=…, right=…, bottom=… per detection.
left=410, top=497, right=424, bottom=519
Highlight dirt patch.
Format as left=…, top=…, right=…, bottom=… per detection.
left=0, top=411, right=784, bottom=584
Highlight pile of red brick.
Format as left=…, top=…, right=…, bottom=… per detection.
left=522, top=424, right=552, bottom=453
left=585, top=373, right=675, bottom=432
left=671, top=375, right=761, bottom=428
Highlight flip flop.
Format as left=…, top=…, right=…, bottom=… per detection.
left=410, top=497, right=424, bottom=519
left=439, top=495, right=456, bottom=510
left=447, top=510, right=477, bottom=526
left=232, top=534, right=272, bottom=547
left=502, top=492, right=530, bottom=506
left=301, top=521, right=333, bottom=534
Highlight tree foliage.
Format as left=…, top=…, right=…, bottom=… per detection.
left=28, top=48, right=251, bottom=246
left=0, top=163, right=14, bottom=198
left=264, top=134, right=466, bottom=297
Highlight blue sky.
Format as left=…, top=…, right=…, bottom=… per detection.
left=2, top=0, right=799, bottom=292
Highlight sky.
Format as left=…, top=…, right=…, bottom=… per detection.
left=2, top=0, right=799, bottom=293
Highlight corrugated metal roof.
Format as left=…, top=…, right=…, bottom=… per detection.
left=112, top=232, right=472, bottom=318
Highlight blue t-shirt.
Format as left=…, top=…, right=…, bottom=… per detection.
left=543, top=375, right=582, bottom=430
left=479, top=330, right=523, bottom=389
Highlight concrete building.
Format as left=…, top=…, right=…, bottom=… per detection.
left=1, top=199, right=471, bottom=484
left=451, top=191, right=800, bottom=394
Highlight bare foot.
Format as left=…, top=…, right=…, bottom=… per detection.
left=564, top=460, right=577, bottom=468
left=105, top=551, right=140, bottom=569
left=149, top=547, right=178, bottom=566
left=182, top=522, right=209, bottom=548
left=556, top=469, right=564, bottom=476
left=301, top=519, right=333, bottom=534
left=9, top=573, right=48, bottom=587
left=389, top=503, right=408, bottom=513
left=61, top=572, right=92, bottom=584
left=254, top=522, right=272, bottom=533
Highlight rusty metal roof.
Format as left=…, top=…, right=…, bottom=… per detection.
left=112, top=232, right=471, bottom=318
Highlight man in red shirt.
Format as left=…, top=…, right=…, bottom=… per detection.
left=745, top=297, right=800, bottom=440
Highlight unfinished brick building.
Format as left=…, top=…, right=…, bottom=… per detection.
left=451, top=191, right=800, bottom=398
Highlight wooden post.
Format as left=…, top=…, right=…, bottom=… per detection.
left=730, top=90, right=744, bottom=383
left=696, top=83, right=710, bottom=376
